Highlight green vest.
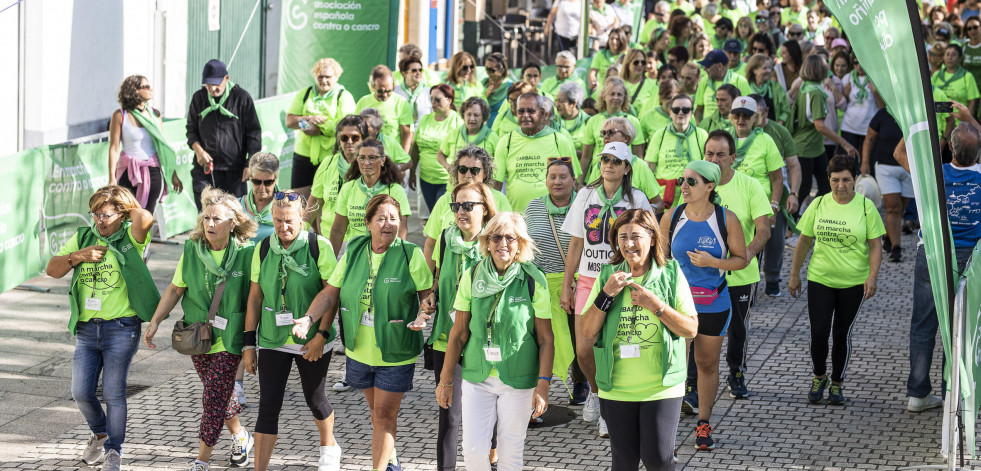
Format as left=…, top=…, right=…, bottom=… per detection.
left=338, top=235, right=422, bottom=363
left=179, top=239, right=254, bottom=355
left=427, top=228, right=483, bottom=346
left=461, top=260, right=547, bottom=390
left=592, top=261, right=686, bottom=392
left=68, top=226, right=159, bottom=335
left=256, top=233, right=333, bottom=348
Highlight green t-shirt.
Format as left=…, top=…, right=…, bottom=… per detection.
left=624, top=78, right=659, bottom=116
left=781, top=7, right=809, bottom=27
left=644, top=125, right=709, bottom=182
left=417, top=113, right=465, bottom=184
left=733, top=131, right=785, bottom=200
left=334, top=181, right=412, bottom=242
left=310, top=153, right=350, bottom=235
left=491, top=109, right=521, bottom=136
left=963, top=42, right=981, bottom=89
left=540, top=75, right=589, bottom=99
left=762, top=120, right=799, bottom=159
left=439, top=127, right=501, bottom=177
left=716, top=171, right=773, bottom=286
left=639, top=19, right=667, bottom=45
left=448, top=81, right=485, bottom=110
left=590, top=49, right=624, bottom=89
left=629, top=156, right=664, bottom=202
left=584, top=266, right=697, bottom=402
left=798, top=194, right=885, bottom=289
left=694, top=71, right=752, bottom=119
left=56, top=226, right=150, bottom=322
left=356, top=93, right=414, bottom=142
left=380, top=132, right=411, bottom=164
left=423, top=189, right=513, bottom=240
left=791, top=88, right=829, bottom=158
left=287, top=87, right=357, bottom=161
left=174, top=249, right=227, bottom=354
left=431, top=232, right=477, bottom=352
left=494, top=130, right=580, bottom=212
left=563, top=112, right=591, bottom=151
left=640, top=107, right=695, bottom=140
left=697, top=111, right=730, bottom=133
left=729, top=62, right=747, bottom=78
left=327, top=245, right=432, bottom=366
left=582, top=112, right=646, bottom=181
left=931, top=68, right=981, bottom=116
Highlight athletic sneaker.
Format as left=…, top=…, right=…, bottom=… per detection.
left=827, top=384, right=846, bottom=405
left=807, top=376, right=829, bottom=404
left=681, top=385, right=698, bottom=415
left=598, top=417, right=609, bottom=438
left=694, top=420, right=715, bottom=451
left=727, top=372, right=749, bottom=399
left=81, top=433, right=108, bottom=464
left=882, top=235, right=892, bottom=253
left=889, top=246, right=902, bottom=263
left=582, top=391, right=600, bottom=422
left=101, top=449, right=121, bottom=471
left=765, top=282, right=781, bottom=297
left=234, top=380, right=247, bottom=406
left=908, top=394, right=944, bottom=412
left=319, top=444, right=342, bottom=471
left=385, top=454, right=402, bottom=471
left=333, top=372, right=351, bottom=392
left=570, top=381, right=589, bottom=405
left=187, top=460, right=209, bottom=471
left=229, top=428, right=253, bottom=467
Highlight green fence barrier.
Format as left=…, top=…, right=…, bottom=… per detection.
left=0, top=149, right=44, bottom=293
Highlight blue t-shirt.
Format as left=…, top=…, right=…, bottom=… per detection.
left=669, top=206, right=731, bottom=313
left=944, top=163, right=981, bottom=248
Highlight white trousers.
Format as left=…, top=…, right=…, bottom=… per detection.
left=461, top=377, right=534, bottom=471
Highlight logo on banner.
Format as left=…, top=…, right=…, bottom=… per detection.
left=285, top=0, right=309, bottom=30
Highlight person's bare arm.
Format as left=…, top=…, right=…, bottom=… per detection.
left=862, top=127, right=878, bottom=175
left=746, top=216, right=770, bottom=259
left=785, top=155, right=802, bottom=213
left=329, top=215, right=348, bottom=258
left=129, top=207, right=154, bottom=245
left=108, top=111, right=123, bottom=184
left=893, top=137, right=910, bottom=174
left=399, top=216, right=408, bottom=240
left=815, top=119, right=857, bottom=157
left=423, top=237, right=438, bottom=272
left=400, top=125, right=414, bottom=154
left=788, top=235, right=814, bottom=298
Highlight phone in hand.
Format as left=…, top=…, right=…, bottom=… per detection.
left=935, top=101, right=954, bottom=114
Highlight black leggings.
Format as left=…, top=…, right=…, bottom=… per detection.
left=255, top=349, right=334, bottom=435
left=118, top=165, right=163, bottom=215
left=807, top=281, right=864, bottom=383
left=568, top=313, right=586, bottom=383
left=600, top=397, right=682, bottom=471
left=797, top=153, right=831, bottom=215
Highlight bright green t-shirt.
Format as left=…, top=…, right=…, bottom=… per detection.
left=380, top=132, right=411, bottom=164
left=439, top=127, right=501, bottom=183
left=694, top=71, right=752, bottom=119
left=716, top=171, right=773, bottom=286
left=417, top=113, right=465, bottom=184
left=781, top=7, right=809, bottom=27
left=448, top=81, right=485, bottom=110
left=494, top=130, right=580, bottom=212
left=334, top=181, right=412, bottom=242
left=423, top=189, right=513, bottom=240
left=762, top=120, right=798, bottom=158
left=431, top=232, right=477, bottom=352
left=584, top=266, right=697, bottom=402
left=491, top=109, right=521, bottom=136
left=287, top=87, right=357, bottom=161
left=628, top=156, right=663, bottom=202
left=173, top=249, right=227, bottom=354
left=791, top=88, right=829, bottom=158
left=540, top=75, right=589, bottom=99
left=56, top=226, right=150, bottom=322
left=640, top=108, right=696, bottom=140
left=644, top=125, right=709, bottom=182
left=327, top=245, right=432, bottom=366
left=698, top=111, right=731, bottom=133
left=639, top=19, right=668, bottom=45
left=624, top=78, right=658, bottom=116
left=563, top=113, right=591, bottom=151
left=733, top=131, right=785, bottom=200
left=931, top=68, right=981, bottom=117
left=798, top=194, right=885, bottom=289
left=310, top=153, right=349, bottom=235
left=590, top=50, right=624, bottom=90
left=581, top=112, right=646, bottom=181
left=356, top=93, right=414, bottom=142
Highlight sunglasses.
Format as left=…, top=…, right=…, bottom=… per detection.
left=599, top=129, right=623, bottom=138
left=138, top=84, right=152, bottom=90
left=671, top=106, right=693, bottom=115
left=489, top=234, right=518, bottom=244
left=676, top=176, right=701, bottom=186
left=408, top=67, right=424, bottom=73
left=450, top=201, right=485, bottom=212
left=969, top=26, right=981, bottom=31
left=458, top=165, right=483, bottom=175
left=631, top=60, right=645, bottom=66
left=600, top=155, right=625, bottom=166
left=788, top=32, right=803, bottom=37
left=459, top=64, right=474, bottom=72
left=339, top=134, right=361, bottom=143
left=524, top=73, right=541, bottom=78
left=251, top=178, right=275, bottom=187
left=375, top=88, right=394, bottom=95
left=547, top=156, right=572, bottom=164
left=274, top=191, right=300, bottom=201
left=756, top=18, right=767, bottom=23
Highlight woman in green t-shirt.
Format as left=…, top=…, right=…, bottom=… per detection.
left=932, top=43, right=981, bottom=119
left=789, top=155, right=884, bottom=406
left=435, top=212, right=554, bottom=471
left=445, top=51, right=485, bottom=110
left=436, top=96, right=500, bottom=178
left=645, top=93, right=709, bottom=208
left=143, top=187, right=258, bottom=469
left=307, top=115, right=368, bottom=238
left=621, top=49, right=658, bottom=117
left=412, top=84, right=465, bottom=212
left=46, top=186, right=159, bottom=468
left=306, top=194, right=433, bottom=471
left=580, top=209, right=698, bottom=470
left=746, top=54, right=790, bottom=125
left=590, top=27, right=628, bottom=92
left=241, top=152, right=280, bottom=244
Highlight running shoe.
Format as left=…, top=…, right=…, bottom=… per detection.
left=807, top=376, right=829, bottom=404
left=694, top=420, right=715, bottom=451
left=101, top=449, right=121, bottom=471
left=889, top=246, right=902, bottom=263
left=908, top=394, right=943, bottom=412
left=234, top=380, right=247, bottom=406
left=81, top=433, right=108, bottom=464
left=827, top=384, right=846, bottom=405
left=334, top=342, right=346, bottom=355
left=582, top=391, right=600, bottom=422
left=229, top=428, right=253, bottom=467
left=765, top=282, right=782, bottom=297
left=727, top=372, right=749, bottom=399
left=598, top=417, right=609, bottom=438
left=319, top=444, right=342, bottom=471
left=570, top=381, right=589, bottom=405
left=333, top=372, right=351, bottom=392
left=681, top=385, right=698, bottom=415
left=187, top=460, right=209, bottom=471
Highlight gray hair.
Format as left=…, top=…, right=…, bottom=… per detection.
left=654, top=1, right=669, bottom=12
left=951, top=123, right=981, bottom=166
left=556, top=50, right=576, bottom=64
left=558, top=81, right=585, bottom=107
left=541, top=96, right=556, bottom=119
left=603, top=116, right=636, bottom=142
left=450, top=145, right=496, bottom=184
left=248, top=152, right=280, bottom=175
left=359, top=107, right=384, bottom=130
left=517, top=92, right=545, bottom=110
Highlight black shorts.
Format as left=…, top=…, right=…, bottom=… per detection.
left=697, top=308, right=732, bottom=336
left=291, top=152, right=318, bottom=188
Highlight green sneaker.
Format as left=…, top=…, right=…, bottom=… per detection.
left=807, top=377, right=829, bottom=404
left=827, top=384, right=846, bottom=405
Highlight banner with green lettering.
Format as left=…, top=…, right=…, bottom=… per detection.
left=276, top=0, right=399, bottom=99
left=41, top=143, right=112, bottom=259
left=0, top=149, right=43, bottom=293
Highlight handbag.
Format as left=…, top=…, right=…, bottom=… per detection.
left=171, top=280, right=226, bottom=355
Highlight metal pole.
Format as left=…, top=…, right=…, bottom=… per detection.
left=948, top=278, right=967, bottom=471
left=577, top=0, right=587, bottom=60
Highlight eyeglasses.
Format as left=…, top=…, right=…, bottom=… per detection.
left=317, top=75, right=333, bottom=81
left=676, top=176, right=701, bottom=186
left=138, top=84, right=152, bottom=90
left=357, top=154, right=383, bottom=163
left=274, top=191, right=300, bottom=201
left=753, top=47, right=768, bottom=54
left=680, top=75, right=698, bottom=81
left=202, top=216, right=228, bottom=224
left=457, top=165, right=483, bottom=175
left=631, top=60, right=645, bottom=66
left=339, top=134, right=361, bottom=143
left=556, top=65, right=572, bottom=70
left=489, top=234, right=518, bottom=245
left=90, top=211, right=119, bottom=221
left=408, top=67, right=424, bottom=73
left=431, top=95, right=445, bottom=102
left=600, top=155, right=625, bottom=166
left=251, top=178, right=275, bottom=187
left=599, top=129, right=624, bottom=138
left=375, top=88, right=394, bottom=96
left=671, top=106, right=693, bottom=115
left=459, top=64, right=474, bottom=72
left=547, top=156, right=572, bottom=164
left=450, top=201, right=485, bottom=212
left=524, top=73, right=541, bottom=79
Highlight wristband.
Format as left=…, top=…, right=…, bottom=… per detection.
left=243, top=330, right=257, bottom=347
left=317, top=329, right=330, bottom=339
left=593, top=290, right=614, bottom=312
left=538, top=376, right=552, bottom=382
left=68, top=252, right=76, bottom=268
left=790, top=192, right=798, bottom=198
left=437, top=383, right=453, bottom=388
left=304, top=314, right=313, bottom=324
left=242, top=345, right=257, bottom=352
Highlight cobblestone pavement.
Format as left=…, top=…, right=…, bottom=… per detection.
left=0, top=214, right=975, bottom=470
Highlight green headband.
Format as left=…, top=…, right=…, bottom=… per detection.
left=686, top=160, right=721, bottom=185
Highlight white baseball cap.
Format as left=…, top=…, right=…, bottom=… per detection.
left=731, top=96, right=758, bottom=116
left=599, top=141, right=634, bottom=163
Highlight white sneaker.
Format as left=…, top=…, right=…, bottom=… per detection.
left=334, top=342, right=346, bottom=355
left=229, top=428, right=253, bottom=467
left=187, top=460, right=209, bottom=471
left=598, top=417, right=609, bottom=438
left=908, top=394, right=944, bottom=412
left=582, top=392, right=600, bottom=423
left=100, top=449, right=121, bottom=471
left=81, top=433, right=108, bottom=464
left=234, top=380, right=247, bottom=405
left=333, top=373, right=351, bottom=392
left=319, top=444, right=342, bottom=471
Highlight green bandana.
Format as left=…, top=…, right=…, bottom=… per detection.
left=545, top=191, right=576, bottom=215
left=337, top=153, right=352, bottom=178
left=666, top=123, right=700, bottom=163
left=129, top=107, right=178, bottom=192
left=483, top=77, right=512, bottom=108
left=358, top=177, right=387, bottom=200
left=499, top=108, right=518, bottom=125
left=93, top=222, right=132, bottom=266
left=193, top=236, right=241, bottom=291
left=800, top=81, right=829, bottom=103
left=523, top=125, right=557, bottom=139
left=243, top=188, right=275, bottom=226
left=706, top=70, right=734, bottom=96
left=564, top=111, right=589, bottom=134
left=850, top=71, right=869, bottom=104
left=935, top=67, right=967, bottom=89
left=445, top=225, right=481, bottom=263
left=726, top=126, right=762, bottom=169
left=461, top=124, right=493, bottom=146
left=270, top=231, right=311, bottom=279
left=750, top=79, right=776, bottom=100
left=596, top=184, right=624, bottom=217
left=472, top=257, right=525, bottom=298
left=200, top=82, right=239, bottom=120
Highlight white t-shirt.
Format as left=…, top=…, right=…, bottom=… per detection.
left=555, top=0, right=582, bottom=39
left=561, top=186, right=652, bottom=278
left=839, top=73, right=880, bottom=136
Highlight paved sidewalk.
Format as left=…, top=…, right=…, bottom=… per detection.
left=0, top=217, right=974, bottom=469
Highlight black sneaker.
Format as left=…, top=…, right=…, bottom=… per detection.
left=827, top=384, right=846, bottom=405
left=882, top=235, right=892, bottom=253
left=727, top=372, right=749, bottom=398
left=694, top=420, right=715, bottom=451
left=765, top=282, right=782, bottom=297
left=889, top=246, right=902, bottom=263
left=807, top=376, right=829, bottom=404
left=681, top=384, right=698, bottom=415
left=570, top=381, right=589, bottom=405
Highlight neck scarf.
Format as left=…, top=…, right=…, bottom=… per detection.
left=750, top=79, right=775, bottom=98
left=666, top=123, right=699, bottom=163
left=935, top=67, right=967, bottom=89
left=471, top=257, right=525, bottom=298
left=596, top=184, right=624, bottom=217
left=129, top=106, right=178, bottom=192
left=445, top=225, right=481, bottom=264
left=244, top=188, right=275, bottom=226
left=200, top=82, right=238, bottom=120
left=271, top=231, right=310, bottom=279
left=707, top=69, right=734, bottom=95
left=358, top=176, right=387, bottom=199
left=727, top=126, right=762, bottom=169
left=337, top=153, right=352, bottom=179
left=483, top=77, right=512, bottom=107
left=850, top=71, right=869, bottom=104
left=461, top=124, right=492, bottom=146
left=546, top=191, right=576, bottom=215
left=800, top=80, right=829, bottom=103
left=193, top=237, right=240, bottom=290
left=94, top=221, right=132, bottom=266
left=564, top=110, right=589, bottom=134
left=313, top=84, right=345, bottom=104
left=523, top=125, right=557, bottom=139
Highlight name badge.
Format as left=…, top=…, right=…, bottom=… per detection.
left=620, top=344, right=641, bottom=359
left=212, top=316, right=228, bottom=330
left=483, top=346, right=503, bottom=362
left=84, top=297, right=102, bottom=311
left=361, top=310, right=374, bottom=327
left=275, top=311, right=294, bottom=326
left=449, top=309, right=457, bottom=322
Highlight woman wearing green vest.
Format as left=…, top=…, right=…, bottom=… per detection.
left=436, top=97, right=500, bottom=180
left=242, top=190, right=341, bottom=471
left=580, top=209, right=698, bottom=470
left=435, top=212, right=554, bottom=471
left=412, top=182, right=499, bottom=471
left=286, top=58, right=357, bottom=199
left=330, top=138, right=411, bottom=256
left=143, top=187, right=258, bottom=470
left=645, top=93, right=710, bottom=209
left=305, top=194, right=433, bottom=471
left=241, top=152, right=280, bottom=243
left=307, top=115, right=368, bottom=237
left=412, top=84, right=465, bottom=212
left=931, top=43, right=981, bottom=119
left=482, top=53, right=513, bottom=126
left=445, top=52, right=485, bottom=110
left=46, top=186, right=160, bottom=471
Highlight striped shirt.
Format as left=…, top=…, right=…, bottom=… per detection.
left=523, top=197, right=571, bottom=275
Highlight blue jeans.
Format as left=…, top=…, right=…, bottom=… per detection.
left=907, top=245, right=974, bottom=398
left=71, top=316, right=141, bottom=453
left=419, top=179, right=447, bottom=213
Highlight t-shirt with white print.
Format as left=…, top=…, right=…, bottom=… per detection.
left=561, top=186, right=652, bottom=278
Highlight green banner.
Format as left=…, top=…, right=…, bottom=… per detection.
left=277, top=0, right=399, bottom=99
left=964, top=242, right=981, bottom=454
left=41, top=143, right=112, bottom=258
left=0, top=149, right=44, bottom=293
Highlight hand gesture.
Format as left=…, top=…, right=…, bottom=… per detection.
left=76, top=245, right=108, bottom=264
left=292, top=315, right=313, bottom=339
left=686, top=250, right=716, bottom=268
left=789, top=275, right=802, bottom=298
left=143, top=323, right=159, bottom=349
left=627, top=281, right=661, bottom=313
left=602, top=271, right=632, bottom=298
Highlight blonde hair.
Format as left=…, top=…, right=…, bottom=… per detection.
left=596, top=76, right=632, bottom=114
left=478, top=212, right=536, bottom=263
left=271, top=189, right=307, bottom=216
left=687, top=32, right=712, bottom=61
left=312, top=58, right=343, bottom=78
left=88, top=185, right=141, bottom=216
left=189, top=186, right=258, bottom=246
left=744, top=54, right=771, bottom=84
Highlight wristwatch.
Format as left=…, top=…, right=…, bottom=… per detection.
left=317, top=329, right=331, bottom=339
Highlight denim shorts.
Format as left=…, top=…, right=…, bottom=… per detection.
left=345, top=356, right=415, bottom=393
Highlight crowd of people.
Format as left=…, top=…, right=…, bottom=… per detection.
left=43, top=1, right=981, bottom=471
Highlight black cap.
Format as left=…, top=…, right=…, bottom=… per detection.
left=716, top=17, right=734, bottom=31
left=202, top=59, right=228, bottom=85
left=723, top=39, right=743, bottom=53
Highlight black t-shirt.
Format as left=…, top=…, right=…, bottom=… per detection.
left=868, top=107, right=903, bottom=167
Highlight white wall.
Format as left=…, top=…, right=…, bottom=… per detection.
left=0, top=3, right=21, bottom=156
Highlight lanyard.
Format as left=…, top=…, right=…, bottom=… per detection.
left=366, top=246, right=376, bottom=313
left=485, top=291, right=505, bottom=346
left=279, top=271, right=289, bottom=311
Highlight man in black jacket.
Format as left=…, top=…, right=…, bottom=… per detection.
left=186, top=59, right=261, bottom=209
